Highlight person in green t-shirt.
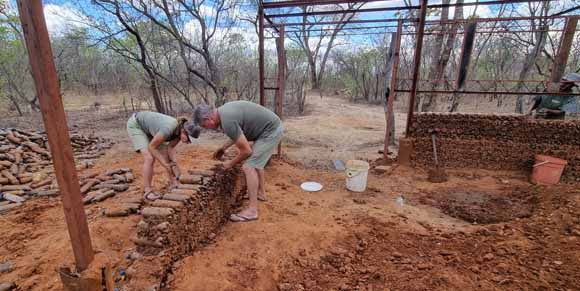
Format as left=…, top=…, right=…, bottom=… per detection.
left=126, top=111, right=200, bottom=201
left=193, top=101, right=284, bottom=222
left=529, top=73, right=580, bottom=119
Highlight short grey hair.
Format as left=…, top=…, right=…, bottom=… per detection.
left=192, top=104, right=214, bottom=125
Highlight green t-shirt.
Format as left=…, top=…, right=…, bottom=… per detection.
left=537, top=95, right=572, bottom=110
left=218, top=101, right=281, bottom=142
left=135, top=111, right=178, bottom=140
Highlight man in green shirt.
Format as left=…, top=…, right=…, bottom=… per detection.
left=127, top=111, right=200, bottom=200
left=529, top=73, right=580, bottom=119
left=193, top=101, right=284, bottom=222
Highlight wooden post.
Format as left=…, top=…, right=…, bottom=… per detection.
left=550, top=16, right=579, bottom=83
left=456, top=21, right=477, bottom=90
left=17, top=0, right=94, bottom=271
left=276, top=26, right=286, bottom=156
left=384, top=19, right=403, bottom=158
left=405, top=0, right=428, bottom=137
left=259, top=7, right=266, bottom=106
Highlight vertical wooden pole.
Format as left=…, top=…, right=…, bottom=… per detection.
left=456, top=21, right=477, bottom=90
left=550, top=16, right=579, bottom=83
left=384, top=19, right=403, bottom=158
left=259, top=6, right=266, bottom=106
left=405, top=0, right=428, bottom=137
left=276, top=26, right=286, bottom=156
left=17, top=0, right=94, bottom=271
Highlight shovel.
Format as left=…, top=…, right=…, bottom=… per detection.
left=428, top=133, right=448, bottom=183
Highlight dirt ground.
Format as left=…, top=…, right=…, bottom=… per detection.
left=1, top=94, right=579, bottom=291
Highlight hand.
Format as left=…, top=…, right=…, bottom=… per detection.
left=213, top=148, right=225, bottom=161
left=223, top=160, right=234, bottom=170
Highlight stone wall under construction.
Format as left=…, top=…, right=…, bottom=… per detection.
left=408, top=113, right=580, bottom=182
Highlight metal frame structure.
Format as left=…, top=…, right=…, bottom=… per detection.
left=259, top=0, right=580, bottom=157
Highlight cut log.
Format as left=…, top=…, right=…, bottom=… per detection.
left=22, top=141, right=49, bottom=156
left=31, top=178, right=52, bottom=189
left=1, top=170, right=18, bottom=185
left=162, top=193, right=191, bottom=202
left=125, top=172, right=134, bottom=183
left=188, top=169, right=215, bottom=177
left=93, top=184, right=129, bottom=192
left=6, top=132, right=22, bottom=144
left=105, top=168, right=125, bottom=176
left=2, top=193, right=26, bottom=203
left=104, top=208, right=130, bottom=217
left=0, top=185, right=31, bottom=191
left=92, top=190, right=116, bottom=202
left=177, top=184, right=201, bottom=191
left=36, top=189, right=59, bottom=197
left=80, top=179, right=99, bottom=194
left=142, top=207, right=174, bottom=218
left=131, top=236, right=162, bottom=248
left=179, top=175, right=202, bottom=184
left=112, top=174, right=127, bottom=183
left=83, top=191, right=102, bottom=204
left=18, top=176, right=32, bottom=184
left=150, top=199, right=184, bottom=209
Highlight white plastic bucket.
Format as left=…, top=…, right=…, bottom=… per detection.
left=345, top=160, right=370, bottom=192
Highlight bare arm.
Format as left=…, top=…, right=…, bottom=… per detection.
left=224, top=133, right=252, bottom=168
left=148, top=133, right=173, bottom=169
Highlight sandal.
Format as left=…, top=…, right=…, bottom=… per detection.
left=230, top=213, right=258, bottom=222
left=143, top=191, right=162, bottom=201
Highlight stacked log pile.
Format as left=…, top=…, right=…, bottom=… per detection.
left=0, top=128, right=113, bottom=177
left=128, top=165, right=242, bottom=288
left=1, top=167, right=134, bottom=214
left=408, top=113, right=580, bottom=182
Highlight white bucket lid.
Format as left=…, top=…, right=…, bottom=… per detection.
left=300, top=182, right=323, bottom=192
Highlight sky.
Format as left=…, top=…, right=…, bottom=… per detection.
left=6, top=0, right=580, bottom=48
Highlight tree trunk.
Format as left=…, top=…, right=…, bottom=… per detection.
left=515, top=25, right=549, bottom=113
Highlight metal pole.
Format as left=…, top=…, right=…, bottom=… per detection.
left=550, top=16, right=579, bottom=83
left=17, top=0, right=94, bottom=271
left=456, top=21, right=477, bottom=90
left=276, top=26, right=285, bottom=155
left=384, top=19, right=403, bottom=158
left=405, top=0, right=428, bottom=137
left=259, top=6, right=266, bottom=106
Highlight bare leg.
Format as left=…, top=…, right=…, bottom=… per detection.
left=161, top=147, right=177, bottom=188
left=142, top=149, right=155, bottom=193
left=239, top=164, right=259, bottom=218
left=257, top=169, right=267, bottom=201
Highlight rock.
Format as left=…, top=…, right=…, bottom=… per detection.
left=298, top=249, right=307, bottom=257
left=484, top=253, right=494, bottom=261
left=0, top=282, right=15, bottom=291
left=469, top=266, right=480, bottom=273
left=554, top=261, right=563, bottom=265
left=154, top=222, right=170, bottom=232
left=137, top=220, right=149, bottom=231
left=144, top=285, right=158, bottom=291
left=392, top=252, right=403, bottom=258
left=0, top=261, right=12, bottom=273
left=373, top=165, right=392, bottom=174
left=308, top=201, right=319, bottom=207
left=126, top=251, right=141, bottom=261
left=439, top=250, right=454, bottom=256
left=150, top=199, right=184, bottom=209
left=417, top=263, right=432, bottom=270
left=278, top=283, right=292, bottom=291
left=125, top=266, right=137, bottom=278
left=208, top=233, right=216, bottom=240
left=353, top=198, right=366, bottom=205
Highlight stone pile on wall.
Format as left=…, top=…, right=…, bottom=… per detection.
left=408, top=113, right=580, bottom=182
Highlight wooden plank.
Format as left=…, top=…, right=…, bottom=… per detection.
left=405, top=0, right=428, bottom=137
left=259, top=7, right=266, bottom=106
left=550, top=16, right=579, bottom=83
left=456, top=21, right=477, bottom=90
left=276, top=25, right=286, bottom=156
left=17, top=0, right=94, bottom=271
left=385, top=20, right=403, bottom=158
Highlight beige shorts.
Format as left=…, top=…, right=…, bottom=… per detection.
left=126, top=115, right=168, bottom=152
left=245, top=125, right=284, bottom=169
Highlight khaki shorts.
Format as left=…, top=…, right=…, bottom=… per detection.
left=126, top=115, right=169, bottom=152
left=245, top=124, right=284, bottom=169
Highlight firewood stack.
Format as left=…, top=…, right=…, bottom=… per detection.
left=0, top=127, right=119, bottom=214
left=0, top=127, right=113, bottom=182
left=0, top=167, right=134, bottom=214
left=408, top=113, right=580, bottom=182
